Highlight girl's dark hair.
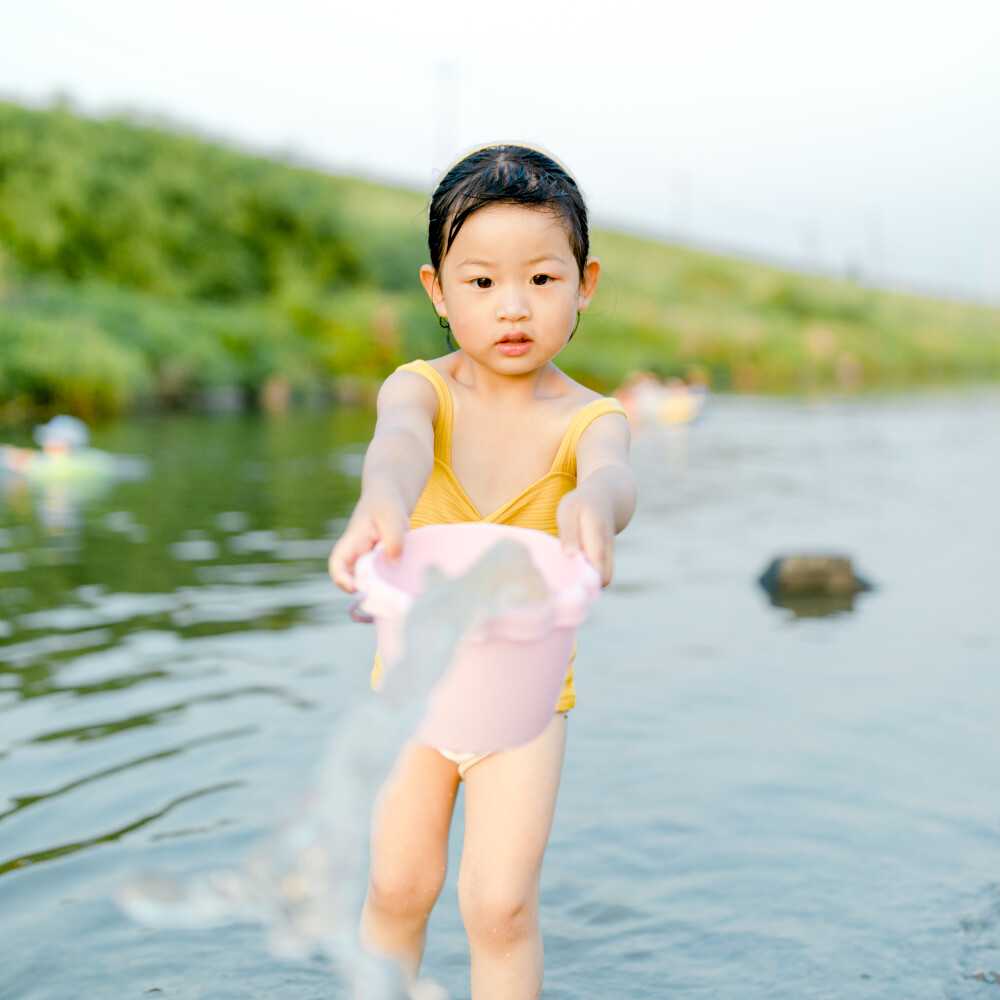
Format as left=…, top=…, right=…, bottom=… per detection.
left=428, top=145, right=590, bottom=279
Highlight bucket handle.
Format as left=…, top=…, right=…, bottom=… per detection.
left=348, top=592, right=374, bottom=624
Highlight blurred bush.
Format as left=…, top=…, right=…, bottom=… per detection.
left=1, top=100, right=999, bottom=422
left=0, top=102, right=363, bottom=298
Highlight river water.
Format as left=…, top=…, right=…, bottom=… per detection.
left=1, top=391, right=998, bottom=999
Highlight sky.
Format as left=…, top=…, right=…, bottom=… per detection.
left=2, top=0, right=998, bottom=303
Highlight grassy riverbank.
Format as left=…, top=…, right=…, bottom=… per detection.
left=2, top=101, right=999, bottom=423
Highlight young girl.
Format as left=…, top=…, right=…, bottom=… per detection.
left=329, top=144, right=636, bottom=1000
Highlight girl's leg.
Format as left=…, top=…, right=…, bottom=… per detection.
left=458, top=713, right=568, bottom=1000
left=362, top=741, right=461, bottom=981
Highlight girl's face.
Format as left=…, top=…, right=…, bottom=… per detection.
left=420, top=204, right=600, bottom=375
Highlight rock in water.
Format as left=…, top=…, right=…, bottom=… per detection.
left=759, top=555, right=871, bottom=597
left=758, top=555, right=873, bottom=618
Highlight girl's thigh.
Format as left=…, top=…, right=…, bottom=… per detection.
left=459, top=714, right=568, bottom=891
left=370, top=741, right=462, bottom=878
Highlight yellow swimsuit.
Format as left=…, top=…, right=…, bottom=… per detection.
left=371, top=359, right=627, bottom=711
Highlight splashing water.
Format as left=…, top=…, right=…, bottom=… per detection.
left=118, top=539, right=552, bottom=999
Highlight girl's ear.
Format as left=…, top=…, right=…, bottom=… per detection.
left=576, top=257, right=601, bottom=311
left=420, top=265, right=446, bottom=318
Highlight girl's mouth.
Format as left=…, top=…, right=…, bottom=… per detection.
left=497, top=334, right=532, bottom=357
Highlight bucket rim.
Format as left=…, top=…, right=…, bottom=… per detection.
left=353, top=524, right=600, bottom=639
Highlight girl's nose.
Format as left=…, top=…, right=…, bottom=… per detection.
left=496, top=289, right=531, bottom=322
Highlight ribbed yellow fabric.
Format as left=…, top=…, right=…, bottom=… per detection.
left=370, top=359, right=627, bottom=712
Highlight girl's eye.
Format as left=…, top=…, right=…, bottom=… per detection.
left=474, top=277, right=493, bottom=289
left=531, top=274, right=552, bottom=286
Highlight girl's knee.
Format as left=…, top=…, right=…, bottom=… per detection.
left=458, top=874, right=538, bottom=943
left=368, top=861, right=447, bottom=919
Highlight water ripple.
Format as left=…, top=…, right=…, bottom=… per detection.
left=0, top=727, right=255, bottom=827
left=0, top=782, right=243, bottom=878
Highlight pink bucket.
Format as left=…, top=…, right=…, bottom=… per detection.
left=353, top=523, right=601, bottom=753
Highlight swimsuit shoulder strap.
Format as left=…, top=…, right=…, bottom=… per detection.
left=550, top=397, right=629, bottom=475
left=395, top=360, right=453, bottom=463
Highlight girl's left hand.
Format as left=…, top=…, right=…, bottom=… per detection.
left=557, top=488, right=616, bottom=586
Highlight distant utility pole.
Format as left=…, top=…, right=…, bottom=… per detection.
left=670, top=169, right=692, bottom=241
left=800, top=222, right=822, bottom=276
left=864, top=212, right=884, bottom=289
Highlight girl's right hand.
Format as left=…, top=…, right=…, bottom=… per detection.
left=328, top=367, right=437, bottom=593
left=328, top=487, right=409, bottom=593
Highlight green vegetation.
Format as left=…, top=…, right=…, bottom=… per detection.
left=2, top=100, right=999, bottom=423
left=561, top=230, right=1000, bottom=392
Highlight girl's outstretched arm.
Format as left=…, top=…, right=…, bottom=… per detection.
left=329, top=371, right=438, bottom=593
left=557, top=412, right=636, bottom=586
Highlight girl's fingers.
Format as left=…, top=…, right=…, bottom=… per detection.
left=329, top=541, right=358, bottom=593
left=558, top=499, right=613, bottom=584
left=329, top=509, right=408, bottom=593
left=578, top=515, right=613, bottom=586
left=377, top=515, right=405, bottom=564
left=329, top=522, right=378, bottom=593
left=560, top=521, right=580, bottom=556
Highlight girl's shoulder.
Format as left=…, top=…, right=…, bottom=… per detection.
left=551, top=369, right=617, bottom=412
left=410, top=355, right=454, bottom=379
left=554, top=374, right=631, bottom=447
left=378, top=362, right=442, bottom=420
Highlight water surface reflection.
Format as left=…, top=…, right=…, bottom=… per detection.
left=1, top=393, right=998, bottom=999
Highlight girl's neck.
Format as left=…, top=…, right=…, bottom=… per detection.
left=449, top=353, right=564, bottom=402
